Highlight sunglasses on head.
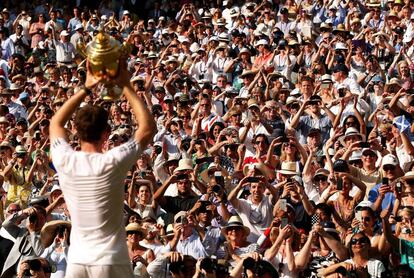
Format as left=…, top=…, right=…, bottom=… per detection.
left=351, top=237, right=369, bottom=245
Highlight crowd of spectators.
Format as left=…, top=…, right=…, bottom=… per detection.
left=2, top=0, right=414, bottom=277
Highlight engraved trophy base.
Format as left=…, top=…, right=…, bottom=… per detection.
left=97, top=83, right=123, bottom=101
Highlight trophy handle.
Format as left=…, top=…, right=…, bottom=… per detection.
left=76, top=39, right=87, bottom=59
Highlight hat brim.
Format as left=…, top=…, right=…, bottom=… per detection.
left=339, top=133, right=365, bottom=146
left=277, top=170, right=299, bottom=175
left=400, top=175, right=414, bottom=181
left=40, top=220, right=71, bottom=248
left=221, top=224, right=250, bottom=236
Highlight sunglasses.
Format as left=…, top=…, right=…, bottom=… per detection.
left=351, top=237, right=369, bottom=245
left=383, top=165, right=396, bottom=171
left=314, top=176, right=327, bottom=182
left=283, top=143, right=295, bottom=147
left=127, top=231, right=140, bottom=235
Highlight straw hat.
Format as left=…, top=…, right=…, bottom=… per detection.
left=400, top=171, right=414, bottom=181
left=125, top=223, right=147, bottom=238
left=40, top=220, right=71, bottom=248
left=338, top=127, right=365, bottom=146
left=277, top=161, right=299, bottom=176
left=174, top=158, right=194, bottom=173
left=221, top=215, right=250, bottom=235
left=239, top=69, right=255, bottom=78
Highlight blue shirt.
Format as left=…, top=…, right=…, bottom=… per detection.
left=368, top=183, right=395, bottom=212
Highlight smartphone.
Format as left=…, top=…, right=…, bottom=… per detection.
left=336, top=178, right=343, bottom=190
left=181, top=216, right=188, bottom=225
left=356, top=211, right=362, bottom=222
left=281, top=136, right=290, bottom=143
left=359, top=142, right=370, bottom=148
left=246, top=177, right=260, bottom=183
left=281, top=217, right=288, bottom=228
left=214, top=171, right=224, bottom=185
left=338, top=88, right=345, bottom=97
left=320, top=83, right=330, bottom=89
left=396, top=181, right=402, bottom=193
left=279, top=199, right=287, bottom=212
left=380, top=136, right=387, bottom=147
left=382, top=177, right=389, bottom=186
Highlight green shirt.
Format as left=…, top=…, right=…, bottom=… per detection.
left=400, top=239, right=414, bottom=269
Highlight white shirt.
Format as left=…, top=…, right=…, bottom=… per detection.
left=233, top=196, right=274, bottom=242
left=51, top=138, right=142, bottom=265
left=55, top=40, right=76, bottom=63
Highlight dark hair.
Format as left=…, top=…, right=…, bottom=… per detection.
left=301, top=75, right=314, bottom=84
left=253, top=133, right=269, bottom=145
left=74, top=105, right=110, bottom=143
left=348, top=232, right=370, bottom=257
left=315, top=203, right=332, bottom=218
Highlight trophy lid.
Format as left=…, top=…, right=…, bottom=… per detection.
left=86, top=30, right=121, bottom=57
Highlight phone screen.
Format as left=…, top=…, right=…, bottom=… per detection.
left=336, top=178, right=343, bottom=190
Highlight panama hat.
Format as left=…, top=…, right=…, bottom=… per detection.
left=125, top=223, right=147, bottom=238
left=221, top=215, right=250, bottom=235
left=277, top=161, right=299, bottom=176
left=338, top=127, right=365, bottom=146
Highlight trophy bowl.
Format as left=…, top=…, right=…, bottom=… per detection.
left=77, top=30, right=130, bottom=100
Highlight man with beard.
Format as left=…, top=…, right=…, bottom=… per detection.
left=139, top=217, right=171, bottom=257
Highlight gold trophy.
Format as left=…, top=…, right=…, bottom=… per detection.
left=77, top=30, right=131, bottom=100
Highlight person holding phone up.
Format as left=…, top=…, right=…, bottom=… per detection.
left=368, top=154, right=404, bottom=212
left=228, top=175, right=278, bottom=242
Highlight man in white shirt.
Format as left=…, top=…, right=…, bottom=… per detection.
left=55, top=30, right=76, bottom=65
left=49, top=61, right=156, bottom=278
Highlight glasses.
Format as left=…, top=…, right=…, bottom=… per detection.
left=383, top=165, right=396, bottom=171
left=283, top=143, right=295, bottom=148
left=314, top=176, right=327, bottom=183
left=120, top=118, right=128, bottom=121
left=127, top=231, right=139, bottom=236
left=351, top=237, right=369, bottom=245
left=119, top=124, right=130, bottom=129
left=361, top=216, right=371, bottom=221
left=406, top=180, right=414, bottom=186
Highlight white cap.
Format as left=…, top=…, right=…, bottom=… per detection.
left=60, top=30, right=69, bottom=36
left=255, top=39, right=268, bottom=46
left=123, top=10, right=130, bottom=15
left=381, top=154, right=399, bottom=168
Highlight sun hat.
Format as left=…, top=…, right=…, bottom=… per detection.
left=125, top=223, right=147, bottom=238
left=338, top=127, right=365, bottom=146
left=277, top=161, right=299, bottom=176
left=174, top=158, right=193, bottom=173
left=221, top=215, right=250, bottom=235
